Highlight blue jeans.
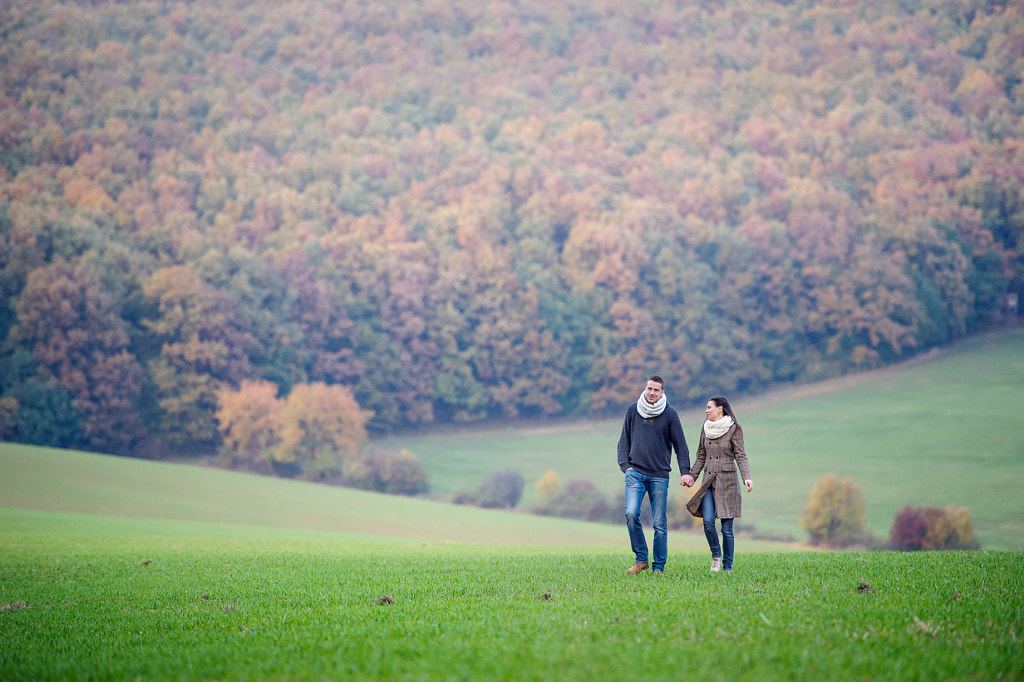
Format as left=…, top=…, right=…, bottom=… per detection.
left=624, top=470, right=669, bottom=571
left=702, top=487, right=735, bottom=570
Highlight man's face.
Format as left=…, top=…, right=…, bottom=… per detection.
left=644, top=380, right=664, bottom=404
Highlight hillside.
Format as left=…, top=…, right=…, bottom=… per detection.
left=377, top=330, right=1024, bottom=549
left=0, top=442, right=803, bottom=551
left=1, top=0, right=1022, bottom=464
left=1, top=330, right=1017, bottom=550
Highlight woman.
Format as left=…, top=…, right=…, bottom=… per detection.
left=681, top=396, right=753, bottom=572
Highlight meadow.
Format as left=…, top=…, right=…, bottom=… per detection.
left=2, top=331, right=1024, bottom=680
left=377, top=330, right=1024, bottom=549
left=1, top=509, right=1021, bottom=681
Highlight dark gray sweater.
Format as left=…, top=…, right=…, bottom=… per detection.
left=617, top=403, right=689, bottom=478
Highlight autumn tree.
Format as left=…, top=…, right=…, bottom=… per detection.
left=13, top=260, right=144, bottom=453
left=215, top=379, right=283, bottom=470
left=143, top=264, right=253, bottom=453
left=799, top=474, right=868, bottom=548
left=534, top=470, right=562, bottom=502
left=273, top=382, right=373, bottom=479
left=889, top=505, right=980, bottom=551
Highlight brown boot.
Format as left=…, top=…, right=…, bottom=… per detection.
left=626, top=561, right=649, bottom=575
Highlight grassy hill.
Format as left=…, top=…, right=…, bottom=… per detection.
left=0, top=444, right=800, bottom=552
left=1, top=330, right=1020, bottom=550
left=376, top=330, right=1024, bottom=549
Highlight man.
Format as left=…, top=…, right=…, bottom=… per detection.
left=617, top=375, right=689, bottom=576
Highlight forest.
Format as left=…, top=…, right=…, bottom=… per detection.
left=0, top=0, right=1022, bottom=472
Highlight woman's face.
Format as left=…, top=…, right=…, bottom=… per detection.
left=705, top=400, right=724, bottom=421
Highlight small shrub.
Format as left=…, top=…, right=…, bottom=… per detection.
left=890, top=505, right=980, bottom=551
left=534, top=470, right=561, bottom=502
left=799, top=474, right=867, bottom=547
left=476, top=470, right=525, bottom=508
left=370, top=449, right=431, bottom=495
left=339, top=448, right=430, bottom=496
left=889, top=505, right=929, bottom=550
left=340, top=458, right=376, bottom=490
left=452, top=491, right=478, bottom=505
left=562, top=479, right=609, bottom=521
left=535, top=479, right=609, bottom=521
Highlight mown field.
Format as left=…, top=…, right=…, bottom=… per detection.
left=377, top=330, right=1024, bottom=549
left=1, top=510, right=1021, bottom=681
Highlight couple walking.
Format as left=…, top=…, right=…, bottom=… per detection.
left=617, top=375, right=753, bottom=575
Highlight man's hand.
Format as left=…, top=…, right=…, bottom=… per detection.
left=680, top=474, right=695, bottom=487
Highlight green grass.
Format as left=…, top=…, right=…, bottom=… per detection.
left=1, top=511, right=1021, bottom=681
left=376, top=330, right=1024, bottom=549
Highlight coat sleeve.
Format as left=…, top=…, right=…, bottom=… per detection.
left=617, top=409, right=632, bottom=472
left=689, top=431, right=706, bottom=478
left=732, top=425, right=751, bottom=481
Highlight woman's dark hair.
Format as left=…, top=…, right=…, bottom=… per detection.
left=709, top=396, right=738, bottom=424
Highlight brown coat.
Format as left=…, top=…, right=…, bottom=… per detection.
left=685, top=423, right=751, bottom=519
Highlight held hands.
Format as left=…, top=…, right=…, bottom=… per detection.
left=679, top=475, right=751, bottom=491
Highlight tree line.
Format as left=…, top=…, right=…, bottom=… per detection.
left=1, top=0, right=1022, bottom=461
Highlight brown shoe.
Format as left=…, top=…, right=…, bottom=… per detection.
left=626, top=561, right=649, bottom=575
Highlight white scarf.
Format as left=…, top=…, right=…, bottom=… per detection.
left=703, top=415, right=734, bottom=439
left=637, top=392, right=667, bottom=418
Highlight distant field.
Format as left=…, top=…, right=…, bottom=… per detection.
left=0, top=444, right=800, bottom=553
left=1, top=512, right=1020, bottom=680
left=376, top=330, right=1024, bottom=549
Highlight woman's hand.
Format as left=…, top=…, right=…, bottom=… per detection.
left=744, top=479, right=753, bottom=493
left=680, top=474, right=695, bottom=487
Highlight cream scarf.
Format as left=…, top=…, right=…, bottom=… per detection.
left=636, top=392, right=667, bottom=418
left=703, top=415, right=734, bottom=439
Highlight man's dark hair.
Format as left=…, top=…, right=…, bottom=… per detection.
left=710, top=396, right=738, bottom=424
left=648, top=375, right=664, bottom=388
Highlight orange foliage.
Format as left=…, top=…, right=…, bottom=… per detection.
left=274, top=383, right=373, bottom=474
left=2, top=0, right=1022, bottom=454
left=216, top=380, right=283, bottom=467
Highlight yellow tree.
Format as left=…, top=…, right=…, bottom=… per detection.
left=215, top=379, right=283, bottom=469
left=534, top=470, right=562, bottom=502
left=799, top=474, right=867, bottom=548
left=273, top=383, right=374, bottom=478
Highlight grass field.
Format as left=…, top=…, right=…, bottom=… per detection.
left=2, top=330, right=1023, bottom=680
left=1, top=510, right=1021, bottom=681
left=376, top=330, right=1024, bottom=549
